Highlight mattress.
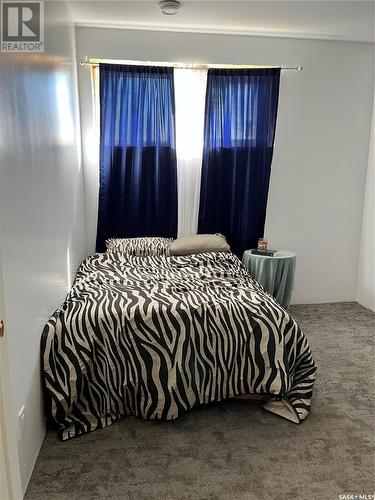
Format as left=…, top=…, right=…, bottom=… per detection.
left=41, top=251, right=316, bottom=440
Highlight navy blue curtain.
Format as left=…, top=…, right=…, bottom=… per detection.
left=96, top=64, right=177, bottom=252
left=198, top=68, right=280, bottom=257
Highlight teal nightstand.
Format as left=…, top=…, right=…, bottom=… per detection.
left=242, top=250, right=296, bottom=309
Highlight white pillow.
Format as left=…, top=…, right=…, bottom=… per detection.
left=169, top=234, right=230, bottom=256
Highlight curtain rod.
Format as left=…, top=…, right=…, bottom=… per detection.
left=79, top=57, right=303, bottom=71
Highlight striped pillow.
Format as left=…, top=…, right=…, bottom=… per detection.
left=105, top=237, right=173, bottom=257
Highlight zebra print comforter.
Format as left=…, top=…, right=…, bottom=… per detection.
left=41, top=251, right=316, bottom=440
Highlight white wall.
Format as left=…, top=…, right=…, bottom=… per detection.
left=0, top=2, right=86, bottom=492
left=76, top=27, right=374, bottom=305
left=357, top=85, right=375, bottom=311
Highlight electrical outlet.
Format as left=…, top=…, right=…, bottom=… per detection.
left=18, top=405, right=26, bottom=438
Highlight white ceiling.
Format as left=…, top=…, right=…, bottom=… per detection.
left=67, top=0, right=375, bottom=43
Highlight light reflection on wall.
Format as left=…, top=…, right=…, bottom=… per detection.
left=55, top=73, right=74, bottom=145
left=66, top=244, right=72, bottom=290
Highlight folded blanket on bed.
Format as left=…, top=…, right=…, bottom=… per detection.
left=41, top=251, right=316, bottom=440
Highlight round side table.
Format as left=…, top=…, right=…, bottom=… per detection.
left=242, top=250, right=296, bottom=309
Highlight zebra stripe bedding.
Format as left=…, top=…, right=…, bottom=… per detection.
left=41, top=251, right=316, bottom=440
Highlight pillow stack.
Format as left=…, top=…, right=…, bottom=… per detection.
left=105, top=234, right=231, bottom=257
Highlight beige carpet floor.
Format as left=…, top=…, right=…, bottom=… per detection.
left=25, top=302, right=375, bottom=500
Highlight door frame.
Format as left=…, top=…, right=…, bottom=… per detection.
left=0, top=252, right=23, bottom=500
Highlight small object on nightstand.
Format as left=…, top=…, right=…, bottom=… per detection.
left=251, top=249, right=278, bottom=257
left=242, top=249, right=296, bottom=309
left=257, top=238, right=268, bottom=251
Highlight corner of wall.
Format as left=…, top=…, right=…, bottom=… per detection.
left=357, top=81, right=375, bottom=312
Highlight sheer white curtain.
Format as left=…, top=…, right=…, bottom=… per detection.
left=174, top=68, right=207, bottom=237
left=86, top=65, right=101, bottom=251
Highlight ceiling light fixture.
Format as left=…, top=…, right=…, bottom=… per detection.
left=159, top=0, right=182, bottom=15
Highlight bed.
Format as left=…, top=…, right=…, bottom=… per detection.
left=41, top=250, right=316, bottom=440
